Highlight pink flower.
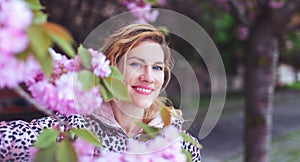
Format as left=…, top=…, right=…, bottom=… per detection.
left=237, top=25, right=249, bottom=40
left=29, top=72, right=103, bottom=116
left=22, top=56, right=42, bottom=84
left=73, top=138, right=95, bottom=157
left=74, top=86, right=103, bottom=115
left=29, top=147, right=39, bottom=162
left=49, top=48, right=81, bottom=78
left=125, top=1, right=159, bottom=24
left=0, top=0, right=32, bottom=56
left=89, top=48, right=111, bottom=78
left=0, top=55, right=41, bottom=88
left=0, top=28, right=29, bottom=56
left=269, top=1, right=285, bottom=9
left=0, top=0, right=32, bottom=30
left=29, top=80, right=59, bottom=109
left=94, top=150, right=124, bottom=162
left=157, top=0, right=167, bottom=6
left=124, top=126, right=186, bottom=162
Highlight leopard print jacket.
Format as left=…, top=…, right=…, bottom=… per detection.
left=0, top=103, right=201, bottom=162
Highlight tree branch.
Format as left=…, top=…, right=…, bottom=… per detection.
left=228, top=0, right=250, bottom=26
left=275, top=0, right=300, bottom=27
left=13, top=86, right=53, bottom=116
left=13, top=86, right=69, bottom=127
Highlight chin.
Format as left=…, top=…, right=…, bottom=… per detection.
left=132, top=99, right=154, bottom=109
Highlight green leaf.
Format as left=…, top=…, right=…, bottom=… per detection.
left=34, top=143, right=57, bottom=162
left=157, top=26, right=169, bottom=36
left=78, top=70, right=99, bottom=91
left=180, top=132, right=203, bottom=149
left=36, top=53, right=53, bottom=77
left=43, top=22, right=74, bottom=42
left=78, top=45, right=92, bottom=69
left=182, top=149, right=192, bottom=162
left=136, top=122, right=161, bottom=138
left=27, top=25, right=52, bottom=59
left=70, top=128, right=102, bottom=147
left=109, top=66, right=124, bottom=80
left=213, top=14, right=233, bottom=31
left=144, top=0, right=158, bottom=6
left=43, top=22, right=75, bottom=58
left=102, top=76, right=131, bottom=101
left=34, top=128, right=59, bottom=149
left=27, top=25, right=53, bottom=76
left=25, top=0, right=44, bottom=11
left=99, top=83, right=113, bottom=102
left=216, top=31, right=228, bottom=43
left=160, top=106, right=171, bottom=126
left=32, top=11, right=48, bottom=25
left=56, top=140, right=78, bottom=162
left=16, top=47, right=31, bottom=61
left=49, top=33, right=75, bottom=58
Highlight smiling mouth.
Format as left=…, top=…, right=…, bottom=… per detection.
left=132, top=86, right=153, bottom=95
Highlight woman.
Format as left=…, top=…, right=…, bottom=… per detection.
left=0, top=24, right=201, bottom=161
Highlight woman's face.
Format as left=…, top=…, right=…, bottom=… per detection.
left=117, top=41, right=165, bottom=109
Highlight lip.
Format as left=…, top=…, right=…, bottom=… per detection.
left=132, top=85, right=154, bottom=95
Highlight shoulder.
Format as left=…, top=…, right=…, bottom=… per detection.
left=0, top=120, right=41, bottom=161
left=0, top=114, right=88, bottom=161
left=30, top=114, right=87, bottom=129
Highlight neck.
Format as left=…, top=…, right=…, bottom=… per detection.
left=111, top=101, right=145, bottom=137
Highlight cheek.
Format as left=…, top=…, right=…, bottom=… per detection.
left=155, top=73, right=165, bottom=87
left=123, top=70, right=137, bottom=85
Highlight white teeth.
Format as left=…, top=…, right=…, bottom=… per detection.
left=136, top=87, right=151, bottom=93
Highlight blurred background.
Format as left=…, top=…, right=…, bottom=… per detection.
left=1, top=0, right=300, bottom=162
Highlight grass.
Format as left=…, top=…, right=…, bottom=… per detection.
left=283, top=81, right=300, bottom=90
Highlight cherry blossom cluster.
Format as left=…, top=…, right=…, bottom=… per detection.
left=0, top=0, right=41, bottom=88
left=75, top=126, right=186, bottom=162
left=122, top=0, right=166, bottom=24
left=28, top=48, right=111, bottom=116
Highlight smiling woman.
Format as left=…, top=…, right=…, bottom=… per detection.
left=0, top=24, right=201, bottom=162
left=99, top=24, right=201, bottom=161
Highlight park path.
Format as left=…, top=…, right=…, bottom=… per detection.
left=200, top=90, right=300, bottom=162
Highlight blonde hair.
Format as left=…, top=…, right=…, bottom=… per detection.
left=100, top=24, right=181, bottom=123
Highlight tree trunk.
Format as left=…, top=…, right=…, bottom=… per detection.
left=244, top=10, right=279, bottom=162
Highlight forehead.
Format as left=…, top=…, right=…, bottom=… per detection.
left=126, top=41, right=164, bottom=63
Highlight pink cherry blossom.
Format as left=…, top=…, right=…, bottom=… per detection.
left=124, top=126, right=186, bottom=162
left=29, top=80, right=59, bottom=109
left=49, top=48, right=82, bottom=80
left=269, top=1, right=285, bottom=9
left=0, top=0, right=32, bottom=30
left=73, top=138, right=95, bottom=157
left=237, top=25, right=249, bottom=40
left=89, top=48, right=111, bottom=78
left=0, top=0, right=32, bottom=56
left=0, top=28, right=29, bottom=56
left=0, top=55, right=41, bottom=88
left=29, top=147, right=39, bottom=162
left=157, top=0, right=167, bottom=6
left=124, top=1, right=159, bottom=24
left=29, top=72, right=103, bottom=116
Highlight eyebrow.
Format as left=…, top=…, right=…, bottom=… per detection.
left=127, top=56, right=164, bottom=65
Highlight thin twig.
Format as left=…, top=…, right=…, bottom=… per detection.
left=229, top=0, right=250, bottom=26
left=13, top=85, right=69, bottom=127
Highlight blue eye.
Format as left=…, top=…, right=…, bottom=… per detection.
left=153, top=66, right=163, bottom=71
left=130, top=62, right=142, bottom=68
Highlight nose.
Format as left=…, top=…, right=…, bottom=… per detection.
left=139, top=65, right=155, bottom=83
